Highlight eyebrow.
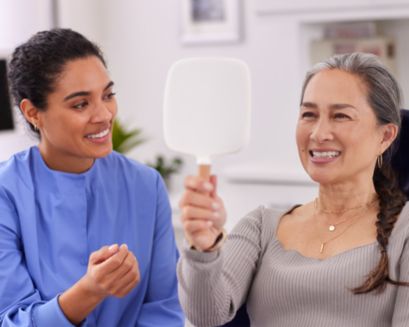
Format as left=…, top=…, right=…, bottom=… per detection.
left=300, top=102, right=357, bottom=111
left=63, top=81, right=114, bottom=102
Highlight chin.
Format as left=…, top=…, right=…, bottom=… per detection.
left=311, top=175, right=346, bottom=187
left=88, top=145, right=113, bottom=159
left=305, top=169, right=338, bottom=185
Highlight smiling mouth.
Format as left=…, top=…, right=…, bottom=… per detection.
left=86, top=128, right=110, bottom=139
left=309, top=150, right=341, bottom=159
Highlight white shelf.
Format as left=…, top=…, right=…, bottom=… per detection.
left=299, top=18, right=409, bottom=109
left=255, top=0, right=409, bottom=16
left=221, top=162, right=315, bottom=185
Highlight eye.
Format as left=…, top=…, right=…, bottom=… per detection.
left=300, top=111, right=317, bottom=120
left=334, top=113, right=351, bottom=120
left=72, top=100, right=88, bottom=110
left=103, top=92, right=116, bottom=101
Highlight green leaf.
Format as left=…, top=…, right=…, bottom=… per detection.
left=112, top=119, right=146, bottom=154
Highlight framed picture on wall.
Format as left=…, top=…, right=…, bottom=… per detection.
left=181, top=0, right=241, bottom=44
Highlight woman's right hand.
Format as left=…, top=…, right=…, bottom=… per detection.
left=59, top=244, right=140, bottom=325
left=82, top=244, right=140, bottom=299
left=179, top=175, right=227, bottom=251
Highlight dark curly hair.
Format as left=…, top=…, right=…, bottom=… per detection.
left=7, top=28, right=106, bottom=135
left=301, top=52, right=408, bottom=294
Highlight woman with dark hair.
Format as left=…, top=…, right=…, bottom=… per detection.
left=0, top=28, right=183, bottom=326
left=177, top=53, right=409, bottom=326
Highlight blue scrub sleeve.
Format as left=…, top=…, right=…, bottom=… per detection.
left=0, top=190, right=74, bottom=327
left=136, top=176, right=184, bottom=327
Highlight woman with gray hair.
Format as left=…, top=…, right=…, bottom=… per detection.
left=177, top=52, right=409, bottom=326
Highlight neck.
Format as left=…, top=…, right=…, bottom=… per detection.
left=317, top=180, right=378, bottom=215
left=38, top=144, right=95, bottom=173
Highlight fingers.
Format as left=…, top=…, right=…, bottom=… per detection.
left=112, top=260, right=140, bottom=297
left=209, top=175, right=217, bottom=197
left=179, top=174, right=227, bottom=250
left=179, top=175, right=220, bottom=210
left=107, top=250, right=137, bottom=281
left=184, top=175, right=214, bottom=193
left=114, top=271, right=140, bottom=298
left=183, top=219, right=213, bottom=234
left=180, top=205, right=222, bottom=224
left=89, top=244, right=119, bottom=265
left=106, top=251, right=140, bottom=297
left=96, top=244, right=129, bottom=274
left=86, top=244, right=140, bottom=298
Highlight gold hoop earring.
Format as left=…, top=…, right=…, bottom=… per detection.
left=377, top=155, right=383, bottom=169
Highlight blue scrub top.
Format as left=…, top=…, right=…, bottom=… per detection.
left=0, top=147, right=184, bottom=326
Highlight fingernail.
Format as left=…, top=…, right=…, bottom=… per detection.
left=108, top=244, right=118, bottom=252
left=213, top=212, right=220, bottom=218
left=121, top=243, right=128, bottom=250
left=207, top=220, right=213, bottom=227
left=212, top=202, right=220, bottom=210
left=203, top=182, right=213, bottom=191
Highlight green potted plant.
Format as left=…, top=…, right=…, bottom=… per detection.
left=112, top=119, right=146, bottom=154
left=147, top=155, right=183, bottom=189
left=112, top=119, right=183, bottom=188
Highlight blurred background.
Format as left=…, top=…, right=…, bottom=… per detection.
left=1, top=0, right=409, bottom=235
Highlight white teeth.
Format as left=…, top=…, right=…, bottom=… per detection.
left=87, top=128, right=109, bottom=139
left=312, top=151, right=340, bottom=158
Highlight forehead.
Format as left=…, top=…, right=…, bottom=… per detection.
left=53, top=56, right=110, bottom=94
left=303, top=69, right=368, bottom=104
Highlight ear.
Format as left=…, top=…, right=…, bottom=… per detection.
left=20, top=99, right=41, bottom=128
left=379, top=123, right=398, bottom=154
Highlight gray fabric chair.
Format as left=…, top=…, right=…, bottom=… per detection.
left=392, top=109, right=409, bottom=199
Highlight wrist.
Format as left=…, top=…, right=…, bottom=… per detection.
left=58, top=277, right=105, bottom=325
left=77, top=276, right=106, bottom=302
left=190, top=229, right=227, bottom=252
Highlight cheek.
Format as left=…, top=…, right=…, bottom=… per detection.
left=295, top=123, right=308, bottom=151
left=110, top=100, right=118, bottom=117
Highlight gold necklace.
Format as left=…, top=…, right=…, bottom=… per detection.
left=313, top=197, right=378, bottom=254
left=316, top=215, right=363, bottom=254
left=314, top=197, right=377, bottom=232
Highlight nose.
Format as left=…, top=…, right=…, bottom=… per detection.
left=91, top=100, right=115, bottom=123
left=310, top=117, right=333, bottom=143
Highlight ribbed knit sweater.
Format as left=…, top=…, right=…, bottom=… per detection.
left=177, top=203, right=409, bottom=327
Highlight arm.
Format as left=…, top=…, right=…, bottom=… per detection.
left=178, top=210, right=262, bottom=327
left=0, top=190, right=75, bottom=327
left=0, top=189, right=139, bottom=326
left=136, top=175, right=184, bottom=327
left=176, top=176, right=262, bottom=327
left=59, top=244, right=140, bottom=325
left=392, top=239, right=409, bottom=326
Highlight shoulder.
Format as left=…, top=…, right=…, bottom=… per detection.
left=389, top=202, right=409, bottom=255
left=394, top=202, right=409, bottom=236
left=0, top=148, right=35, bottom=212
left=98, top=151, right=161, bottom=183
left=238, top=205, right=295, bottom=225
left=96, top=151, right=165, bottom=195
left=232, top=205, right=295, bottom=244
left=0, top=148, right=33, bottom=189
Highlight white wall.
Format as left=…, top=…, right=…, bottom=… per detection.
left=0, top=0, right=53, bottom=161
left=57, top=0, right=306, bottom=179
left=3, top=1, right=409, bottom=224
left=52, top=0, right=313, bottom=226
left=81, top=1, right=409, bottom=225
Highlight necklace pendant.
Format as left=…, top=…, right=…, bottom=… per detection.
left=320, top=243, right=325, bottom=254
left=328, top=225, right=336, bottom=232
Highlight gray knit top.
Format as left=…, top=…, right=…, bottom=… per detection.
left=177, top=203, right=409, bottom=327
